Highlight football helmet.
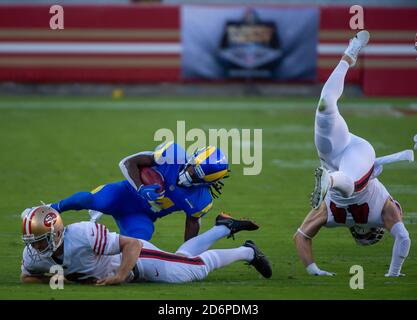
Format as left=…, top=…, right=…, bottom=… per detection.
left=349, top=225, right=385, bottom=246
left=178, top=146, right=229, bottom=197
left=22, top=206, right=65, bottom=258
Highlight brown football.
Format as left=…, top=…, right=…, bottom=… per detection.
left=139, top=167, right=165, bottom=193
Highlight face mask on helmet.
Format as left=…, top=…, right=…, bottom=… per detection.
left=21, top=206, right=65, bottom=259
left=23, top=227, right=64, bottom=259
left=349, top=225, right=385, bottom=246
left=178, top=164, right=195, bottom=187
left=178, top=146, right=228, bottom=187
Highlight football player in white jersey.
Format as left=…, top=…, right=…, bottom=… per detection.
left=21, top=206, right=272, bottom=285
left=294, top=30, right=413, bottom=277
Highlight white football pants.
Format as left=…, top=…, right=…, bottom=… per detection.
left=314, top=60, right=375, bottom=196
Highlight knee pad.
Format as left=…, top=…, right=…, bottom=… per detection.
left=330, top=171, right=354, bottom=197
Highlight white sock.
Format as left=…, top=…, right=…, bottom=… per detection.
left=175, top=225, right=230, bottom=257
left=388, top=222, right=410, bottom=275
left=199, top=247, right=254, bottom=273
left=318, top=60, right=349, bottom=115
left=330, top=171, right=354, bottom=197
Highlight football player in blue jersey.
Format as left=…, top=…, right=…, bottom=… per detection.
left=22, top=141, right=250, bottom=242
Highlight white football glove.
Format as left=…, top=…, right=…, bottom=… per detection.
left=306, top=263, right=336, bottom=276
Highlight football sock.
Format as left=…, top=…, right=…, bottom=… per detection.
left=175, top=225, right=230, bottom=257
left=199, top=247, right=254, bottom=272
left=388, top=222, right=410, bottom=275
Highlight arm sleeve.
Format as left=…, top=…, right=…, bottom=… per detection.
left=86, top=222, right=121, bottom=256
left=119, top=151, right=154, bottom=190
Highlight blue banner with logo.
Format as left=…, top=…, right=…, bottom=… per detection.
left=182, top=6, right=319, bottom=80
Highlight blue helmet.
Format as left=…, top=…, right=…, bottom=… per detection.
left=178, top=146, right=229, bottom=197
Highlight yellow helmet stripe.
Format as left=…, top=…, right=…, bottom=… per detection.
left=154, top=141, right=174, bottom=162
left=203, top=169, right=228, bottom=182
left=194, top=146, right=216, bottom=165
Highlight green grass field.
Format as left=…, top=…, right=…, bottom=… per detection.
left=0, top=95, right=416, bottom=299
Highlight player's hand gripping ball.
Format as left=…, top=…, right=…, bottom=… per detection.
left=138, top=167, right=165, bottom=202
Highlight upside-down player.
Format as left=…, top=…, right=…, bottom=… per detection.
left=294, top=30, right=414, bottom=277
left=20, top=206, right=272, bottom=285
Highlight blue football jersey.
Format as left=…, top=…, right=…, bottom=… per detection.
left=145, top=141, right=213, bottom=220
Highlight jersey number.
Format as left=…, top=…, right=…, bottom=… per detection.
left=330, top=202, right=370, bottom=224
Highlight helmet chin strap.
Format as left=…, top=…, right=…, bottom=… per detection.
left=178, top=166, right=211, bottom=187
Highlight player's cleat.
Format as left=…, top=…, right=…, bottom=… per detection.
left=311, top=167, right=331, bottom=210
left=344, top=30, right=370, bottom=67
left=243, top=240, right=272, bottom=279
left=215, top=212, right=259, bottom=239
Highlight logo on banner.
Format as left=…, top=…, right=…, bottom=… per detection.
left=218, top=8, right=282, bottom=78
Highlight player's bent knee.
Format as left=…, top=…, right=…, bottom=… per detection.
left=330, top=171, right=354, bottom=198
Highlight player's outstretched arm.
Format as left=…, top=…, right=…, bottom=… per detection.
left=96, top=236, right=143, bottom=286
left=293, top=203, right=335, bottom=276
left=184, top=216, right=200, bottom=241
left=119, top=152, right=155, bottom=190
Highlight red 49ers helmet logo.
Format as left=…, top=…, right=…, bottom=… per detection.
left=44, top=212, right=57, bottom=227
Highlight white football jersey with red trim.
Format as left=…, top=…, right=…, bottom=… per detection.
left=325, top=178, right=390, bottom=228
left=21, top=221, right=209, bottom=284
left=22, top=221, right=124, bottom=283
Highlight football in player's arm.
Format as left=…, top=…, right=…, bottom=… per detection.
left=118, top=145, right=204, bottom=241
left=23, top=141, right=229, bottom=243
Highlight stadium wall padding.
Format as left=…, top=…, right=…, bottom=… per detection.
left=0, top=4, right=416, bottom=96
left=319, top=7, right=417, bottom=96
left=0, top=5, right=181, bottom=82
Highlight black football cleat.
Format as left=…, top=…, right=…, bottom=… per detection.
left=215, top=212, right=259, bottom=239
left=243, top=240, right=272, bottom=279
